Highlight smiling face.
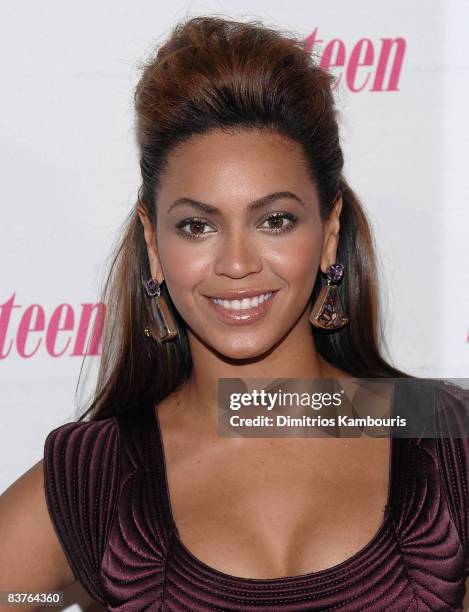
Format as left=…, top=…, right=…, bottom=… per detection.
left=138, top=128, right=342, bottom=359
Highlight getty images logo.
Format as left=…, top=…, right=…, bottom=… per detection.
left=303, top=27, right=406, bottom=92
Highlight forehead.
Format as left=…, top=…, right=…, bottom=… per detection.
left=158, top=129, right=314, bottom=206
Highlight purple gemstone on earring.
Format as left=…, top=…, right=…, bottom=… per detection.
left=327, top=263, right=344, bottom=283
left=143, top=278, right=160, bottom=298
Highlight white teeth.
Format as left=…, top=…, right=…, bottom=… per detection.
left=211, top=292, right=273, bottom=310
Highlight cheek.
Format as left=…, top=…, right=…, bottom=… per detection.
left=156, top=232, right=208, bottom=296
left=267, top=228, right=323, bottom=288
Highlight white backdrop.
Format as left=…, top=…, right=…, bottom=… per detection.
left=1, top=1, right=468, bottom=609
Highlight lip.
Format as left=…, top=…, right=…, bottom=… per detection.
left=203, top=290, right=280, bottom=326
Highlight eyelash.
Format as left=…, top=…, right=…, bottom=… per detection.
left=175, top=212, right=299, bottom=241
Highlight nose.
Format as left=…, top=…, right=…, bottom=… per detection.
left=212, top=227, right=263, bottom=278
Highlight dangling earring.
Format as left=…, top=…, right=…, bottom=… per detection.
left=142, top=276, right=178, bottom=342
left=309, top=263, right=349, bottom=330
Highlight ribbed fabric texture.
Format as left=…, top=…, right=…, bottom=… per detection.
left=43, top=381, right=469, bottom=611
left=43, top=418, right=120, bottom=603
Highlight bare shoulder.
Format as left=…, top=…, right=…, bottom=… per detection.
left=0, top=459, right=75, bottom=606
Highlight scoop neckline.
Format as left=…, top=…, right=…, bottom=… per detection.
left=150, top=380, right=398, bottom=583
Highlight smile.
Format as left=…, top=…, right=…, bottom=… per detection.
left=203, top=290, right=280, bottom=325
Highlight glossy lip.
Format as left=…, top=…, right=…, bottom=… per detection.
left=203, top=290, right=280, bottom=326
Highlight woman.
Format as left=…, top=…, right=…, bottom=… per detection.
left=1, top=15, right=468, bottom=611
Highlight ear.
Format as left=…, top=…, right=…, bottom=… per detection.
left=319, top=191, right=343, bottom=275
left=136, top=203, right=164, bottom=283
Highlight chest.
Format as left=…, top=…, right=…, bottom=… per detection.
left=102, top=413, right=468, bottom=610
left=163, top=435, right=391, bottom=578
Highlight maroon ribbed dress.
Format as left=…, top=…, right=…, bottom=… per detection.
left=43, top=380, right=469, bottom=611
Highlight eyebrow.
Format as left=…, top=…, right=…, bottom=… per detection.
left=167, top=191, right=306, bottom=214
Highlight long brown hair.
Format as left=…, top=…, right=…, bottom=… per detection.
left=77, top=15, right=412, bottom=422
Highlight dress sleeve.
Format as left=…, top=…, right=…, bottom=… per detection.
left=435, top=381, right=469, bottom=576
left=43, top=417, right=120, bottom=605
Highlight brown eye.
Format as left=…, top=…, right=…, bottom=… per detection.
left=188, top=221, right=204, bottom=235
left=260, top=212, right=298, bottom=234
left=266, top=216, right=287, bottom=229
left=175, top=217, right=214, bottom=240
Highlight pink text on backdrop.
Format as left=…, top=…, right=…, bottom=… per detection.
left=303, top=28, right=406, bottom=92
left=0, top=293, right=105, bottom=358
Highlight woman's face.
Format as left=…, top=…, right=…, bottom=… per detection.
left=142, top=128, right=341, bottom=359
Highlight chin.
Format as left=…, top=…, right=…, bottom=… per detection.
left=187, top=322, right=286, bottom=361
left=212, top=334, right=281, bottom=362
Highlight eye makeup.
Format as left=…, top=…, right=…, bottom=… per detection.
left=174, top=211, right=299, bottom=241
